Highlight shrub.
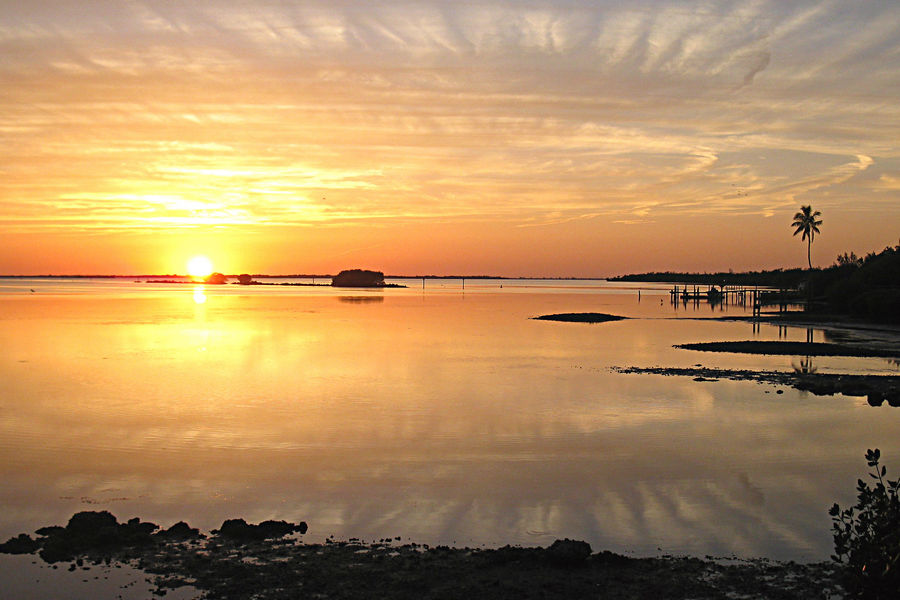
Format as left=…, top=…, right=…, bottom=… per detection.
left=829, top=449, right=900, bottom=598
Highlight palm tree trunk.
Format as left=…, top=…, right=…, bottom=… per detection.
left=807, top=239, right=812, bottom=269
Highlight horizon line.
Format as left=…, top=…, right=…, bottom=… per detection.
left=0, top=273, right=614, bottom=280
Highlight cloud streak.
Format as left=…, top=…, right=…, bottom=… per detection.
left=1, top=0, right=898, bottom=263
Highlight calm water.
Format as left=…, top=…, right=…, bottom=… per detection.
left=1, top=278, right=898, bottom=576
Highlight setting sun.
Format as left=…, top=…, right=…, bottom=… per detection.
left=186, top=256, right=214, bottom=280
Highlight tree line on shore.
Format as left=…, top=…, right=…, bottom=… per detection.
left=610, top=242, right=900, bottom=322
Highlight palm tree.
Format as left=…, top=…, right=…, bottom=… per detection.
left=792, top=205, right=822, bottom=269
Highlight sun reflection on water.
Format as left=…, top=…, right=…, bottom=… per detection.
left=0, top=286, right=898, bottom=563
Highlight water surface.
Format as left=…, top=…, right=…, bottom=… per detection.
left=1, top=278, right=897, bottom=568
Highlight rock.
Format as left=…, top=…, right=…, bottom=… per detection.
left=545, top=539, right=592, bottom=566
left=157, top=522, right=202, bottom=541
left=0, top=533, right=40, bottom=554
left=868, top=391, right=885, bottom=407
left=215, top=518, right=307, bottom=541
left=331, top=269, right=385, bottom=288
left=204, top=272, right=228, bottom=284
left=257, top=520, right=299, bottom=539
left=126, top=517, right=160, bottom=536
left=216, top=518, right=254, bottom=540
left=66, top=511, right=118, bottom=534
left=29, top=512, right=160, bottom=562
left=237, top=274, right=253, bottom=285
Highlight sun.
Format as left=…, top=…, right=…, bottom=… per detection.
left=186, top=255, right=214, bottom=280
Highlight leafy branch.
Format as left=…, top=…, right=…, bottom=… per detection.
left=829, top=449, right=900, bottom=598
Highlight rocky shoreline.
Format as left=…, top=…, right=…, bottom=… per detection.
left=674, top=340, right=899, bottom=359
left=613, top=365, right=900, bottom=406
left=1, top=511, right=843, bottom=599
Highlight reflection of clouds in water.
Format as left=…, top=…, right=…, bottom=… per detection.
left=735, top=472, right=766, bottom=507
left=2, top=289, right=898, bottom=560
left=338, top=296, right=384, bottom=304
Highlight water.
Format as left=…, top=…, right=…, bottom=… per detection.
left=1, top=278, right=897, bottom=577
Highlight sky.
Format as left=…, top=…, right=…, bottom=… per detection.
left=1, top=0, right=898, bottom=276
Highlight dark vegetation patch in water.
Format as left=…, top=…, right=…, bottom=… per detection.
left=533, top=313, right=627, bottom=323
left=675, top=340, right=898, bottom=359
left=1, top=512, right=841, bottom=599
left=614, top=366, right=900, bottom=405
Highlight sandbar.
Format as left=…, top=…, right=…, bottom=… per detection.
left=533, top=313, right=627, bottom=323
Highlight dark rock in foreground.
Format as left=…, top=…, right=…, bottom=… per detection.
left=0, top=533, right=40, bottom=554
left=36, top=511, right=162, bottom=563
left=214, top=518, right=308, bottom=540
left=545, top=538, right=592, bottom=565
left=0, top=511, right=209, bottom=563
left=156, top=521, right=203, bottom=541
left=533, top=313, right=628, bottom=323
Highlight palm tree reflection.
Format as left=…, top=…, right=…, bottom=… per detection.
left=792, top=356, right=817, bottom=375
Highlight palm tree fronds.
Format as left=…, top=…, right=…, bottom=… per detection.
left=791, top=205, right=822, bottom=269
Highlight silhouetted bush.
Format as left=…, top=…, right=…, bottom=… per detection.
left=829, top=449, right=900, bottom=598
left=809, top=244, right=900, bottom=322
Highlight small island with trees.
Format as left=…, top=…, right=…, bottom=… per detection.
left=330, top=269, right=404, bottom=288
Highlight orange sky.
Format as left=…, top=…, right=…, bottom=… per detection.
left=1, top=1, right=898, bottom=276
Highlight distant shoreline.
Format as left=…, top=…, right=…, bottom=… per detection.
left=0, top=274, right=610, bottom=280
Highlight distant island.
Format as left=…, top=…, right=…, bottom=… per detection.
left=331, top=269, right=404, bottom=288
left=137, top=269, right=404, bottom=288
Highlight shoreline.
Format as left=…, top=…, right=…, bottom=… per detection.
left=673, top=340, right=899, bottom=359
left=1, top=512, right=843, bottom=600
left=614, top=365, right=900, bottom=404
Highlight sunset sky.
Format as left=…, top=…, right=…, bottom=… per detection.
left=2, top=0, right=898, bottom=276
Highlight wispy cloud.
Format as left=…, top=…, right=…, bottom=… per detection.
left=1, top=0, right=898, bottom=238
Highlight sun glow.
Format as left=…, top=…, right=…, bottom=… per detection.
left=193, top=287, right=207, bottom=304
left=187, top=256, right=214, bottom=280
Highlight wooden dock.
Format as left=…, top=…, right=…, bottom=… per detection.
left=668, top=285, right=803, bottom=315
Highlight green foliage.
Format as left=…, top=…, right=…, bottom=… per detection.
left=829, top=449, right=900, bottom=598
